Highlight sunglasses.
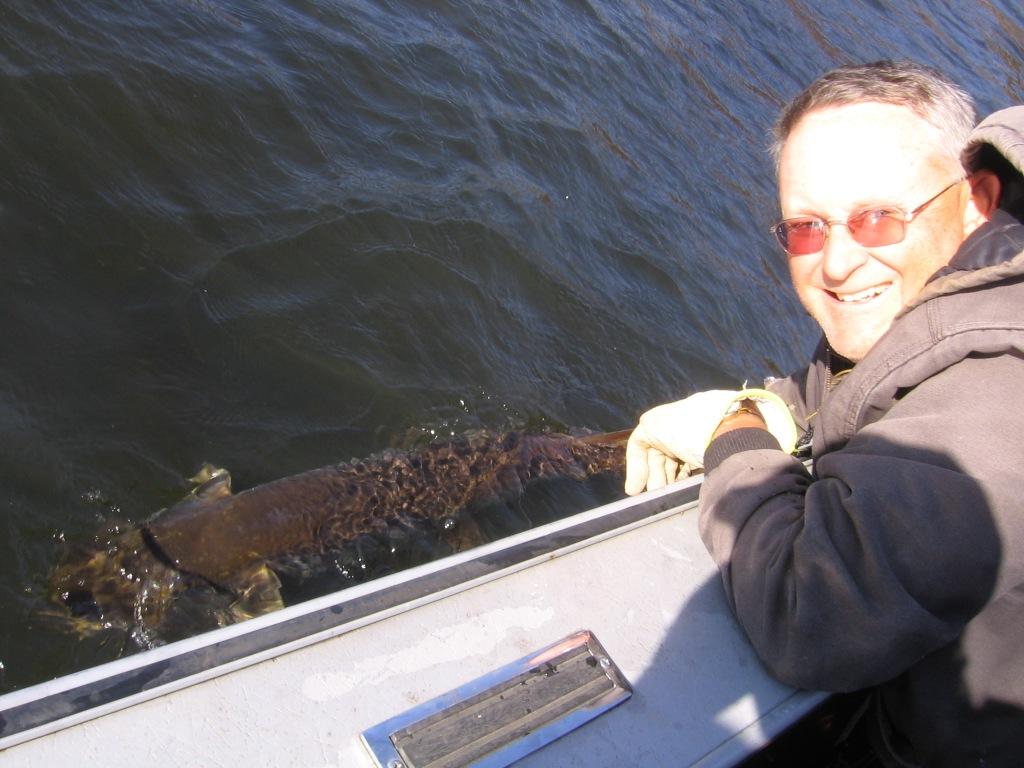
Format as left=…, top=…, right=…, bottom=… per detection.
left=770, top=179, right=963, bottom=256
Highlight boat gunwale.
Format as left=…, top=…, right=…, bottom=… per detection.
left=0, top=477, right=702, bottom=751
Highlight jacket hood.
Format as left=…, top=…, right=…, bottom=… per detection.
left=962, top=105, right=1024, bottom=179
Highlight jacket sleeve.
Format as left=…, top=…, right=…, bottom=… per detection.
left=697, top=352, right=1019, bottom=692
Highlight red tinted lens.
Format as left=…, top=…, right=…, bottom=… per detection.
left=778, top=219, right=825, bottom=255
left=846, top=209, right=906, bottom=247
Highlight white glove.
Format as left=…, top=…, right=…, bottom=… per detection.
left=624, top=388, right=797, bottom=496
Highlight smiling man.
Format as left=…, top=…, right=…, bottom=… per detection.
left=625, top=61, right=1024, bottom=766
left=779, top=100, right=974, bottom=363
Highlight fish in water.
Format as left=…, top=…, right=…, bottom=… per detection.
left=50, top=430, right=626, bottom=643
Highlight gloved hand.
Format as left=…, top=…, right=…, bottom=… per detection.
left=624, top=388, right=797, bottom=496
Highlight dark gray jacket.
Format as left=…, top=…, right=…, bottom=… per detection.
left=698, top=106, right=1024, bottom=767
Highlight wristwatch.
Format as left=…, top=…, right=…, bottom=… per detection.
left=723, top=398, right=763, bottom=420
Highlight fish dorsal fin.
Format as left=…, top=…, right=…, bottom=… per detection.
left=190, top=464, right=233, bottom=500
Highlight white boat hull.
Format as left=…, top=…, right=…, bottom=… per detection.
left=0, top=477, right=825, bottom=766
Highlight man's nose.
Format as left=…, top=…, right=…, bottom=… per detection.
left=820, top=223, right=869, bottom=283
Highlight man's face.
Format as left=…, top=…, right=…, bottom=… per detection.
left=778, top=102, right=969, bottom=362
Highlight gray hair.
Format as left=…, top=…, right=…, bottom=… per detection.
left=771, top=60, right=976, bottom=171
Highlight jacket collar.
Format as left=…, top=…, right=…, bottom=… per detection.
left=943, top=208, right=1024, bottom=273
left=900, top=209, right=1024, bottom=316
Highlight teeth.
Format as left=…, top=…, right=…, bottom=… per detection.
left=836, top=285, right=887, bottom=302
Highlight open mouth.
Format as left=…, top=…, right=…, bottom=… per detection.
left=829, top=283, right=891, bottom=304
left=61, top=589, right=102, bottom=620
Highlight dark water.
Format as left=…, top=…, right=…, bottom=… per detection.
left=1, top=0, right=1021, bottom=692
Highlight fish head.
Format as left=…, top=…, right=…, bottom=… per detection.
left=48, top=528, right=175, bottom=636
left=48, top=525, right=281, bottom=643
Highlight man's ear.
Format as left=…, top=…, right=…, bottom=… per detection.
left=962, top=169, right=1001, bottom=237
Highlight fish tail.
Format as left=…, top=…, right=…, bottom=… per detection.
left=575, top=428, right=632, bottom=447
